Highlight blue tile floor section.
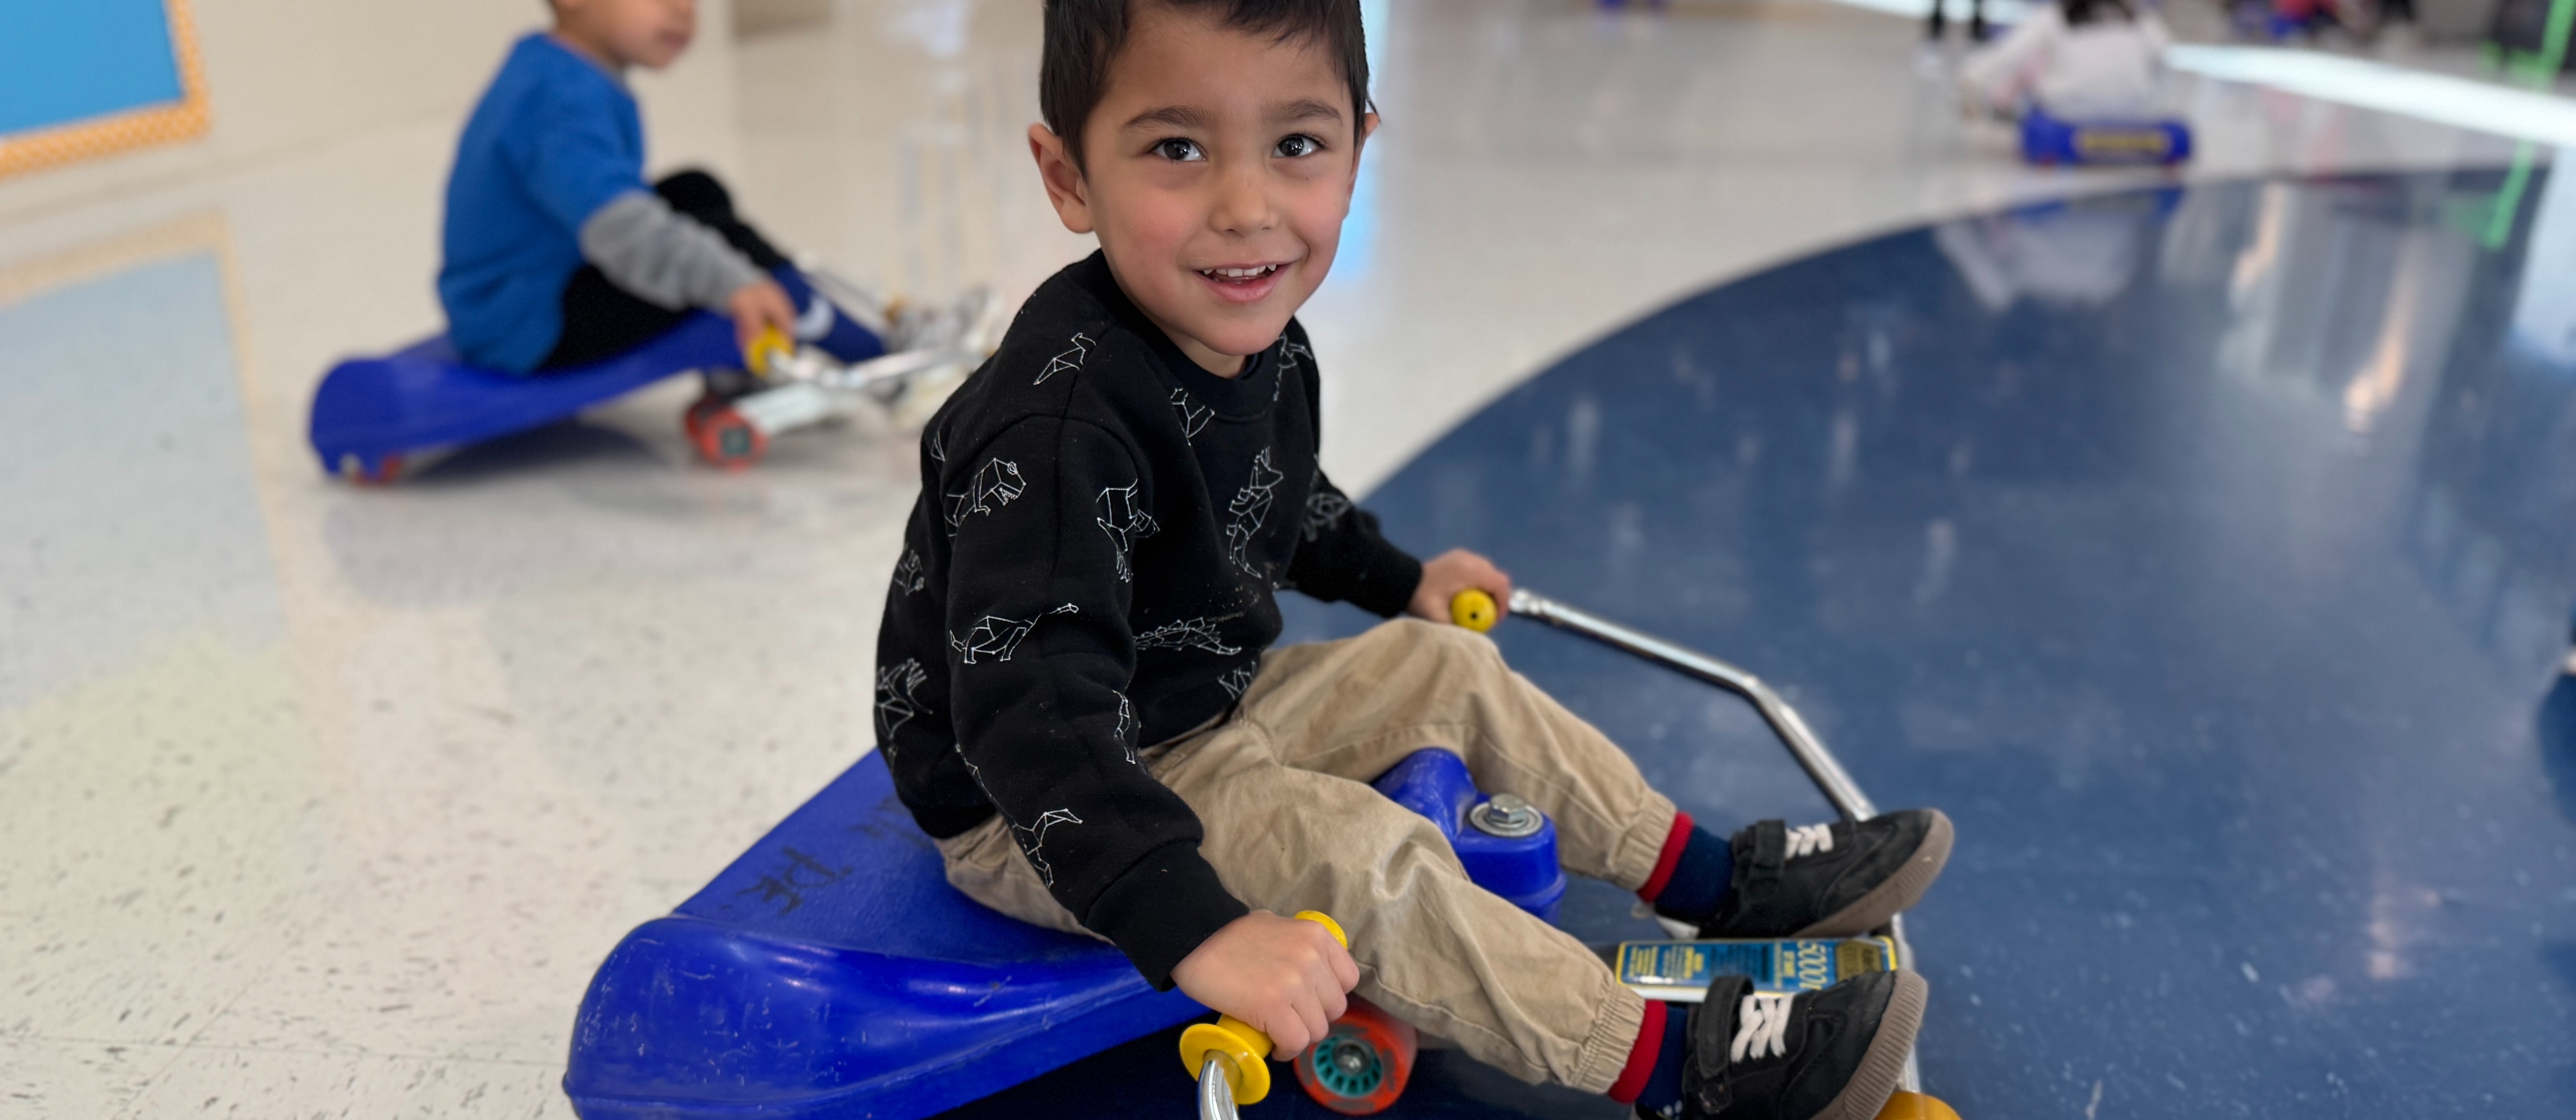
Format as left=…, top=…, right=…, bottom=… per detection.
left=942, top=168, right=2576, bottom=1119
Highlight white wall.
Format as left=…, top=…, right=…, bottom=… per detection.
left=0, top=0, right=742, bottom=223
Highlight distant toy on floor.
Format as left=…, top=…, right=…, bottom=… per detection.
left=307, top=300, right=988, bottom=481
left=2018, top=109, right=2192, bottom=165
left=1957, top=0, right=2194, bottom=166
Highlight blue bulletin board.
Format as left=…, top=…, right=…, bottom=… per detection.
left=0, top=0, right=209, bottom=179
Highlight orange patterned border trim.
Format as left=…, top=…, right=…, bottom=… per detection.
left=0, top=0, right=213, bottom=181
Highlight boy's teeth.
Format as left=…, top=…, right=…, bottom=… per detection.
left=1204, top=265, right=1276, bottom=279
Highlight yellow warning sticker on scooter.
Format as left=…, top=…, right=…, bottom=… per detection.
left=1614, top=937, right=1897, bottom=1002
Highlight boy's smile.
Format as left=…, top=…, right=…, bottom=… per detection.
left=1030, top=3, right=1376, bottom=377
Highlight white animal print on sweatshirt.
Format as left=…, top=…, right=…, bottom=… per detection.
left=876, top=658, right=932, bottom=746
left=1301, top=472, right=1351, bottom=542
left=1170, top=388, right=1214, bottom=440
left=1034, top=332, right=1095, bottom=384
left=950, top=603, right=1080, bottom=664
left=1015, top=808, right=1084, bottom=886
left=1133, top=615, right=1243, bottom=655
left=1095, top=483, right=1159, bottom=582
left=943, top=458, right=1027, bottom=534
left=1113, top=693, right=1139, bottom=763
left=1224, top=448, right=1284, bottom=575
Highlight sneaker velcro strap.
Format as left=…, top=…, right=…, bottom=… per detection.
left=1686, top=976, right=1749, bottom=1115
left=1744, top=820, right=1789, bottom=870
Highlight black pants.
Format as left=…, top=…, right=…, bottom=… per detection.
left=538, top=170, right=791, bottom=371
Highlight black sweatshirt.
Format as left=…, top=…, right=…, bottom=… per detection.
left=874, top=252, right=1422, bottom=986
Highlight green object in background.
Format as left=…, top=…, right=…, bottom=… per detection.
left=2478, top=0, right=2571, bottom=250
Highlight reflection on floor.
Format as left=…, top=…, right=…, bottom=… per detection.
left=0, top=0, right=2567, bottom=1116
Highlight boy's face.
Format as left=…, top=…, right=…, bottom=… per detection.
left=554, top=0, right=697, bottom=70
left=1030, top=5, right=1375, bottom=376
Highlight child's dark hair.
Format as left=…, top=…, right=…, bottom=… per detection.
left=1040, top=0, right=1371, bottom=170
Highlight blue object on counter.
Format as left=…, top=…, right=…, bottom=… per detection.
left=2019, top=109, right=2192, bottom=166
left=561, top=753, right=1204, bottom=1120
left=307, top=312, right=737, bottom=481
left=1371, top=748, right=1569, bottom=922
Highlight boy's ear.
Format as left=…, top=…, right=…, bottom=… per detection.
left=1028, top=124, right=1095, bottom=237
left=1345, top=111, right=1379, bottom=189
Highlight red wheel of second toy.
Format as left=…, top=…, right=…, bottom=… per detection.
left=1293, top=996, right=1417, bottom=1115
left=684, top=393, right=728, bottom=439
left=691, top=406, right=766, bottom=470
left=344, top=452, right=403, bottom=486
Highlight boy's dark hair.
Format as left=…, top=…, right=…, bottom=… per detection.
left=1041, top=0, right=1370, bottom=170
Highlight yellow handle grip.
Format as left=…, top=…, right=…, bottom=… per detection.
left=1872, top=1091, right=1963, bottom=1120
left=745, top=327, right=793, bottom=378
left=1450, top=588, right=1500, bottom=633
left=1178, top=911, right=1348, bottom=1106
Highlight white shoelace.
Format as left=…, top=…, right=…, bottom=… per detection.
left=1785, top=822, right=1835, bottom=858
left=1730, top=992, right=1797, bottom=1063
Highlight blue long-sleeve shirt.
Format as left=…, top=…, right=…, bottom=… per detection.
left=438, top=34, right=647, bottom=371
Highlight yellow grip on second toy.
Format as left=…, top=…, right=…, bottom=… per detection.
left=745, top=327, right=793, bottom=378
left=1177, top=911, right=1348, bottom=1106
left=1451, top=589, right=1500, bottom=633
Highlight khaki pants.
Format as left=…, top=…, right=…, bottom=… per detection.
left=937, top=618, right=1672, bottom=1092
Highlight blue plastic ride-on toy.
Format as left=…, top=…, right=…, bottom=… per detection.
left=564, top=589, right=1960, bottom=1120
left=308, top=314, right=738, bottom=483
left=308, top=316, right=952, bottom=482
left=558, top=747, right=1547, bottom=1119
left=2019, top=109, right=2192, bottom=167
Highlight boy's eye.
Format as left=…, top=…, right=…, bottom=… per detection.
left=1153, top=138, right=1206, bottom=162
left=1274, top=134, right=1321, bottom=158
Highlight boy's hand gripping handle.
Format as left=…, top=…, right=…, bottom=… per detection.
left=1179, top=911, right=1348, bottom=1111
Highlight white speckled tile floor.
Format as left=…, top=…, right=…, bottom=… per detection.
left=0, top=0, right=2528, bottom=1115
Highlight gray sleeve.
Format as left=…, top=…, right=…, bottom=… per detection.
left=577, top=190, right=770, bottom=311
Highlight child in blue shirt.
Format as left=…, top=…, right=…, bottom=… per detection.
left=439, top=0, right=882, bottom=373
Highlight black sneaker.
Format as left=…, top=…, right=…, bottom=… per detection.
left=1649, top=970, right=1927, bottom=1120
left=1697, top=810, right=1953, bottom=939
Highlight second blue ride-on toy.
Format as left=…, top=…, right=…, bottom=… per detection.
left=308, top=316, right=950, bottom=482
left=308, top=313, right=742, bottom=483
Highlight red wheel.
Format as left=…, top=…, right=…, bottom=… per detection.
left=690, top=405, right=767, bottom=470
left=1294, top=996, right=1416, bottom=1115
left=341, top=452, right=402, bottom=485
left=683, top=392, right=729, bottom=440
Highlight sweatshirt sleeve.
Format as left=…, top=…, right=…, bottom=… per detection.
left=1279, top=329, right=1422, bottom=617
left=1284, top=469, right=1422, bottom=618
left=943, top=414, right=1248, bottom=986
left=579, top=190, right=768, bottom=311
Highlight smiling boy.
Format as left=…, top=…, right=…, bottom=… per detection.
left=872, top=4, right=1947, bottom=1118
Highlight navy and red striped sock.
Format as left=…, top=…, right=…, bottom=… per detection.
left=1608, top=998, right=1694, bottom=1114
left=1637, top=812, right=1733, bottom=925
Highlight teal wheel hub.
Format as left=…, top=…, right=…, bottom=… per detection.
left=1304, top=1030, right=1386, bottom=1099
